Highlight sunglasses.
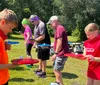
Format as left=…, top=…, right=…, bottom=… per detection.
left=31, top=21, right=34, bottom=23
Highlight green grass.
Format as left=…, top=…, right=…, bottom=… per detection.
left=8, top=33, right=88, bottom=85
left=68, top=36, right=78, bottom=42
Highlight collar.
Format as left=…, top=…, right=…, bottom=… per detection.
left=0, top=29, right=7, bottom=40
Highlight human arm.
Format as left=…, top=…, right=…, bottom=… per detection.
left=83, top=46, right=86, bottom=57
left=0, top=64, right=18, bottom=69
left=51, top=38, right=62, bottom=61
left=83, top=47, right=100, bottom=62
left=86, top=55, right=100, bottom=62
left=5, top=42, right=11, bottom=50
left=24, top=32, right=30, bottom=44
left=35, top=34, right=45, bottom=42
left=19, top=31, right=24, bottom=36
left=55, top=38, right=62, bottom=53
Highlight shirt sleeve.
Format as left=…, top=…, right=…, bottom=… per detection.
left=39, top=24, right=45, bottom=35
left=25, top=26, right=30, bottom=33
left=56, top=27, right=63, bottom=39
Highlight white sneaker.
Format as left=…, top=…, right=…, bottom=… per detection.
left=50, top=82, right=59, bottom=85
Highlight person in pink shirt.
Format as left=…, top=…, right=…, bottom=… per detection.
left=21, top=19, right=34, bottom=61
left=84, top=23, right=100, bottom=85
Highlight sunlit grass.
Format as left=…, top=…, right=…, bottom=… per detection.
left=8, top=33, right=87, bottom=85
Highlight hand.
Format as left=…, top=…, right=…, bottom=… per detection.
left=33, top=42, right=37, bottom=48
left=19, top=31, right=23, bottom=35
left=29, top=38, right=35, bottom=42
left=51, top=54, right=56, bottom=61
left=5, top=42, right=11, bottom=50
left=11, top=64, right=19, bottom=67
left=86, top=55, right=95, bottom=61
left=24, top=41, right=27, bottom=45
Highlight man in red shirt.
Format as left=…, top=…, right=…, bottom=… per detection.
left=0, top=9, right=18, bottom=85
left=84, top=23, right=100, bottom=85
left=48, top=16, right=69, bottom=85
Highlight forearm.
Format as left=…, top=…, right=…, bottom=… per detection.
left=0, top=64, right=14, bottom=69
left=25, top=33, right=30, bottom=43
left=55, top=38, right=62, bottom=53
left=35, top=35, right=45, bottom=42
left=94, top=57, right=100, bottom=62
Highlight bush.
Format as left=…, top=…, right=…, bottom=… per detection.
left=47, top=24, right=54, bottom=37
left=72, top=28, right=80, bottom=37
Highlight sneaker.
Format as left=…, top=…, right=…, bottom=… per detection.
left=26, top=64, right=32, bottom=68
left=34, top=69, right=42, bottom=74
left=38, top=72, right=46, bottom=78
left=50, top=82, right=59, bottom=85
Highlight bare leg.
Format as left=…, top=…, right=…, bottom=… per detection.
left=54, top=70, right=64, bottom=85
left=38, top=59, right=42, bottom=70
left=42, top=60, right=46, bottom=72
left=94, top=80, right=100, bottom=85
left=86, top=77, right=94, bottom=85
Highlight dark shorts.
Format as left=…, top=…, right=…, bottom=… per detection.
left=37, top=47, right=50, bottom=60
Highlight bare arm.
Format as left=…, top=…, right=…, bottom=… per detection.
left=25, top=32, right=30, bottom=43
left=55, top=38, right=62, bottom=53
left=35, top=34, right=45, bottom=42
left=84, top=47, right=100, bottom=62
left=0, top=64, right=18, bottom=69
left=83, top=46, right=86, bottom=56
left=51, top=38, right=62, bottom=61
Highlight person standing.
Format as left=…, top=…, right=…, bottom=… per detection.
left=83, top=23, right=100, bottom=85
left=29, top=15, right=51, bottom=78
left=21, top=18, right=34, bottom=59
left=47, top=16, right=69, bottom=85
left=20, top=18, right=34, bottom=67
left=0, top=8, right=18, bottom=85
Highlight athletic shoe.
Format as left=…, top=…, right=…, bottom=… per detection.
left=50, top=82, right=60, bottom=85
left=34, top=69, right=42, bottom=74
left=26, top=64, right=32, bottom=68
left=38, top=72, right=46, bottom=78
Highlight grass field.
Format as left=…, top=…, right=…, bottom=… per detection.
left=8, top=33, right=88, bottom=85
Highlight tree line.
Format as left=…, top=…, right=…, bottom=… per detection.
left=0, top=0, right=100, bottom=41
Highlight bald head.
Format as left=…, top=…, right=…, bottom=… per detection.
left=84, top=23, right=99, bottom=32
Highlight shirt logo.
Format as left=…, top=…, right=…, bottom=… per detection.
left=86, top=48, right=94, bottom=52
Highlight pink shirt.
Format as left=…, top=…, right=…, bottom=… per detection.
left=24, top=25, right=33, bottom=44
left=54, top=25, right=69, bottom=56
left=84, top=34, right=100, bottom=79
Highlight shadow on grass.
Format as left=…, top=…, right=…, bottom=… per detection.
left=62, top=72, right=78, bottom=79
left=9, top=78, right=34, bottom=82
left=46, top=65, right=53, bottom=69
left=49, top=72, right=78, bottom=79
left=8, top=35, right=24, bottom=40
left=10, top=67, right=25, bottom=71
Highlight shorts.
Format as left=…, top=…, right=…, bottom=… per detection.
left=53, top=56, right=67, bottom=71
left=37, top=47, right=50, bottom=60
left=87, top=68, right=100, bottom=80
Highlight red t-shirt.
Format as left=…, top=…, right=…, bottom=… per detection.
left=54, top=25, right=69, bottom=56
left=84, top=34, right=100, bottom=80
left=0, top=30, right=9, bottom=84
